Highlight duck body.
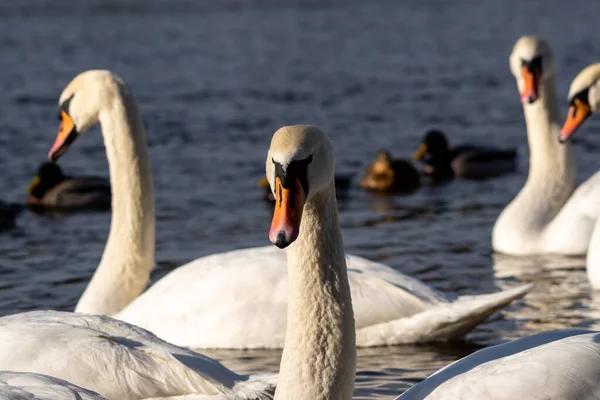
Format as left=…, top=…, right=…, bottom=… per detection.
left=448, top=145, right=517, bottom=179
left=360, top=151, right=420, bottom=193
left=0, top=311, right=276, bottom=400
left=397, top=330, right=600, bottom=399
left=116, top=245, right=532, bottom=349
left=414, top=130, right=517, bottom=180
left=0, top=371, right=106, bottom=400
left=27, top=162, right=110, bottom=211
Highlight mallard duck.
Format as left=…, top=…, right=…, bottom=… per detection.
left=258, top=173, right=352, bottom=201
left=413, top=129, right=517, bottom=180
left=360, top=151, right=420, bottom=193
left=26, top=162, right=111, bottom=210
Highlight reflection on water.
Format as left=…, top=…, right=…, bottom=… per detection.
left=1, top=0, right=600, bottom=397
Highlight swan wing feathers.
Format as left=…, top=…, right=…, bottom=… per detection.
left=0, top=311, right=277, bottom=399
left=357, top=283, right=533, bottom=346
left=0, top=372, right=105, bottom=400
left=398, top=330, right=600, bottom=400
left=118, top=246, right=446, bottom=348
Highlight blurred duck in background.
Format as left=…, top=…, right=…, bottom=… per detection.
left=258, top=173, right=352, bottom=201
left=26, top=162, right=111, bottom=211
left=413, top=129, right=517, bottom=180
left=493, top=36, right=600, bottom=256
left=360, top=150, right=420, bottom=193
left=0, top=201, right=21, bottom=231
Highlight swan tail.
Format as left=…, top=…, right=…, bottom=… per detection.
left=356, top=283, right=533, bottom=346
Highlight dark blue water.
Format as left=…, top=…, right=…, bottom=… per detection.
left=1, top=0, right=600, bottom=397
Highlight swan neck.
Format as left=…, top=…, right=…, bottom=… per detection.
left=76, top=89, right=155, bottom=316
left=275, top=183, right=356, bottom=400
left=523, top=77, right=573, bottom=183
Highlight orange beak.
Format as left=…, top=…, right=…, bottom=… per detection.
left=269, top=177, right=306, bottom=248
left=560, top=98, right=592, bottom=142
left=520, top=65, right=540, bottom=104
left=49, top=110, right=77, bottom=161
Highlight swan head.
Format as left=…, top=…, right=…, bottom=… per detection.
left=559, top=63, right=600, bottom=142
left=266, top=125, right=334, bottom=248
left=509, top=36, right=554, bottom=105
left=49, top=70, right=126, bottom=161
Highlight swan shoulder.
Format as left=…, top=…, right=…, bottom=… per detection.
left=0, top=311, right=246, bottom=399
left=0, top=371, right=106, bottom=400
left=398, top=330, right=599, bottom=399
left=117, top=246, right=445, bottom=348
left=544, top=170, right=600, bottom=253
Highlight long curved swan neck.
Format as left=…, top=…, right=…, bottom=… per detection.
left=76, top=85, right=155, bottom=316
left=523, top=77, right=574, bottom=187
left=275, top=182, right=356, bottom=400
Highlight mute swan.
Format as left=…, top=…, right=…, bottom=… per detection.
left=559, top=63, right=600, bottom=288
left=413, top=129, right=516, bottom=180
left=360, top=151, right=420, bottom=193
left=48, top=70, right=530, bottom=348
left=0, top=372, right=105, bottom=400
left=492, top=36, right=600, bottom=255
left=265, top=125, right=356, bottom=399
left=0, top=71, right=277, bottom=400
left=26, top=162, right=111, bottom=211
left=396, top=329, right=600, bottom=399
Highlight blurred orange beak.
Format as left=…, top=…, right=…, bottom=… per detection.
left=520, top=65, right=540, bottom=104
left=49, top=110, right=77, bottom=161
left=560, top=98, right=591, bottom=142
left=269, top=177, right=306, bottom=248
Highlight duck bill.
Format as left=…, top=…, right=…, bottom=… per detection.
left=413, top=143, right=427, bottom=160
left=520, top=66, right=540, bottom=104
left=49, top=111, right=78, bottom=161
left=560, top=100, right=591, bottom=142
left=269, top=177, right=306, bottom=249
left=27, top=176, right=41, bottom=195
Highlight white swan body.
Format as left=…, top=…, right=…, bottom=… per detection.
left=0, top=371, right=105, bottom=400
left=52, top=70, right=530, bottom=349
left=558, top=63, right=600, bottom=288
left=0, top=311, right=276, bottom=400
left=396, top=329, right=600, bottom=399
left=117, top=246, right=532, bottom=348
left=493, top=36, right=600, bottom=255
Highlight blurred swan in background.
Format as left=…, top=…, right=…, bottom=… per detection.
left=493, top=36, right=600, bottom=256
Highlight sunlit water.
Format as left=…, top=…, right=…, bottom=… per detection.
left=1, top=0, right=600, bottom=397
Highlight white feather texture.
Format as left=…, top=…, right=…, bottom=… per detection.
left=493, top=36, right=600, bottom=255
left=0, top=311, right=276, bottom=400
left=117, top=246, right=532, bottom=348
left=0, top=372, right=105, bottom=400
left=396, top=330, right=600, bottom=399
